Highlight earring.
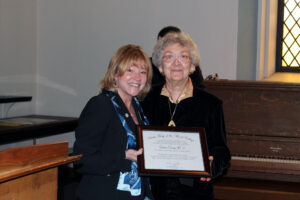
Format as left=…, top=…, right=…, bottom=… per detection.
left=158, top=66, right=164, bottom=75
left=189, top=65, right=196, bottom=74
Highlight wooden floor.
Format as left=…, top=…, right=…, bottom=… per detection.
left=214, top=178, right=300, bottom=200
left=59, top=172, right=300, bottom=200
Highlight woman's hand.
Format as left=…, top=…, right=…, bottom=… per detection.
left=200, top=156, right=213, bottom=182
left=125, top=148, right=143, bottom=162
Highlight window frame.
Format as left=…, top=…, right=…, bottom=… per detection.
left=275, top=0, right=300, bottom=73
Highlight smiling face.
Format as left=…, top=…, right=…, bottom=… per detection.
left=158, top=43, right=195, bottom=84
left=115, top=59, right=147, bottom=102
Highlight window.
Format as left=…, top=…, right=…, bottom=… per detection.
left=276, top=0, right=300, bottom=72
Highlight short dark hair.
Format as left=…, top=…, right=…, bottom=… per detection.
left=157, top=26, right=181, bottom=40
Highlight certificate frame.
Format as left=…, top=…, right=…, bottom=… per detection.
left=137, top=125, right=211, bottom=178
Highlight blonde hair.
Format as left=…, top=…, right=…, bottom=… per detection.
left=100, top=44, right=152, bottom=99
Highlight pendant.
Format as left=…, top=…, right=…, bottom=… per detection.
left=168, top=120, right=176, bottom=127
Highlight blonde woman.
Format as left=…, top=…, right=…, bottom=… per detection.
left=74, top=44, right=153, bottom=200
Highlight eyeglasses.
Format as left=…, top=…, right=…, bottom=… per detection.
left=162, top=54, right=190, bottom=64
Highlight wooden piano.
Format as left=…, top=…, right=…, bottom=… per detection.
left=204, top=80, right=300, bottom=200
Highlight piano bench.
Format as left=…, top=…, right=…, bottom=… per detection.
left=213, top=177, right=300, bottom=200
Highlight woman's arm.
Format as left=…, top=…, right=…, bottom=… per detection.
left=73, top=95, right=131, bottom=175
left=208, top=100, right=231, bottom=178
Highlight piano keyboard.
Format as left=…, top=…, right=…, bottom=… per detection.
left=232, top=156, right=300, bottom=164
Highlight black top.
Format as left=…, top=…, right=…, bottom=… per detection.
left=0, top=95, right=32, bottom=103
left=0, top=115, right=77, bottom=144
left=141, top=84, right=230, bottom=200
left=73, top=91, right=153, bottom=200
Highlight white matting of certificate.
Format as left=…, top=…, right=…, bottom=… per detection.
left=142, top=130, right=204, bottom=171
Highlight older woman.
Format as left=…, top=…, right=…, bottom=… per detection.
left=141, top=32, right=230, bottom=200
left=73, top=44, right=153, bottom=200
left=151, top=26, right=205, bottom=90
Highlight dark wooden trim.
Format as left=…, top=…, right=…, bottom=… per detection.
left=0, top=96, right=32, bottom=103
left=276, top=0, right=284, bottom=72
left=214, top=177, right=300, bottom=200
left=0, top=115, right=78, bottom=144
left=204, top=80, right=300, bottom=90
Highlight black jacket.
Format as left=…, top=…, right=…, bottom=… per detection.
left=141, top=84, right=230, bottom=200
left=73, top=92, right=153, bottom=200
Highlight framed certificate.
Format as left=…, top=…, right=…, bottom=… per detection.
left=137, top=125, right=211, bottom=178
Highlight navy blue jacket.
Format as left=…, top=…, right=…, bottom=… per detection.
left=74, top=92, right=153, bottom=200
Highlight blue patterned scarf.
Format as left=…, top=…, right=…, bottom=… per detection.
left=105, top=91, right=149, bottom=196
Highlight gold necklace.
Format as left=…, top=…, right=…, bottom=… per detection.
left=168, top=100, right=178, bottom=127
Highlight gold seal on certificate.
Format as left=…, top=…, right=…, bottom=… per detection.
left=137, top=125, right=211, bottom=178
